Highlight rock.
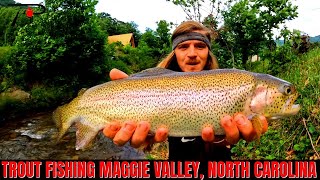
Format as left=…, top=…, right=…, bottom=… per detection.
left=1, top=89, right=31, bottom=102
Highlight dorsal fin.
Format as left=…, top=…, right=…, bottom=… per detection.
left=129, top=67, right=176, bottom=78
left=77, top=88, right=87, bottom=96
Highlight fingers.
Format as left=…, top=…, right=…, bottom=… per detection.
left=103, top=121, right=121, bottom=139
left=154, top=127, right=169, bottom=143
left=103, top=121, right=168, bottom=148
left=113, top=122, right=137, bottom=146
left=201, top=126, right=215, bottom=142
left=131, top=122, right=150, bottom=148
left=109, top=68, right=128, bottom=81
left=233, top=113, right=255, bottom=142
left=220, top=113, right=268, bottom=144
left=233, top=113, right=268, bottom=142
left=220, top=115, right=240, bottom=144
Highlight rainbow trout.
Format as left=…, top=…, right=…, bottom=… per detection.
left=53, top=67, right=300, bottom=150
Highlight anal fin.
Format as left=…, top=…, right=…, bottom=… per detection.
left=75, top=121, right=99, bottom=151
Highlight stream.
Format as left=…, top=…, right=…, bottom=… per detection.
left=0, top=112, right=146, bottom=160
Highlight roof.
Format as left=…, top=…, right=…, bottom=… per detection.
left=107, top=33, right=135, bottom=47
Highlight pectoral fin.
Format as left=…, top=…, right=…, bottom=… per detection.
left=251, top=115, right=263, bottom=144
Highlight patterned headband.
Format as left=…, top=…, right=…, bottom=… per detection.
left=172, top=32, right=211, bottom=50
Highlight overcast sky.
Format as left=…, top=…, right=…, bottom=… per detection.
left=16, top=0, right=320, bottom=37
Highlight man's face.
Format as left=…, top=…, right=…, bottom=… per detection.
left=174, top=39, right=209, bottom=72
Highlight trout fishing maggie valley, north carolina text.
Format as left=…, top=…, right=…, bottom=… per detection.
left=0, top=160, right=318, bottom=178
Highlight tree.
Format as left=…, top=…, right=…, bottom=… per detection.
left=7, top=0, right=107, bottom=91
left=222, top=0, right=265, bottom=67
left=166, top=0, right=231, bottom=22
left=167, top=0, right=298, bottom=67
left=0, top=0, right=16, bottom=6
left=155, top=20, right=172, bottom=55
left=97, top=12, right=141, bottom=46
left=138, top=20, right=172, bottom=58
left=221, top=0, right=298, bottom=66
left=252, top=0, right=298, bottom=44
left=105, top=20, right=172, bottom=75
left=0, top=6, right=30, bottom=46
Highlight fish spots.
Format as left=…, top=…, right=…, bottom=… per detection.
left=253, top=77, right=300, bottom=119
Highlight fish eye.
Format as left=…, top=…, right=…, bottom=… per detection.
left=284, top=85, right=292, bottom=95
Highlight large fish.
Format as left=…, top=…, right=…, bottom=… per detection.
left=53, top=67, right=300, bottom=150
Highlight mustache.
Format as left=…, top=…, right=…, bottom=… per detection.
left=186, top=60, right=200, bottom=65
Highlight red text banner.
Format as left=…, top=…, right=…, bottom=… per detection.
left=0, top=160, right=319, bottom=179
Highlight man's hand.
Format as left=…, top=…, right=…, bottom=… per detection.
left=213, top=113, right=268, bottom=145
left=102, top=68, right=269, bottom=148
left=103, top=121, right=168, bottom=148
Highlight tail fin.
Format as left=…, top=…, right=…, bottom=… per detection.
left=52, top=104, right=67, bottom=129
left=53, top=105, right=70, bottom=142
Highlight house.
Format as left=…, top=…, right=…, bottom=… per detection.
left=107, top=33, right=135, bottom=47
left=249, top=55, right=260, bottom=62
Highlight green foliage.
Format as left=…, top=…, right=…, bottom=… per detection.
left=103, top=43, right=132, bottom=76
left=105, top=43, right=159, bottom=75
left=212, top=40, right=244, bottom=69
left=97, top=12, right=141, bottom=46
left=104, top=19, right=172, bottom=76
left=102, top=19, right=172, bottom=76
left=280, top=48, right=320, bottom=160
left=222, top=0, right=298, bottom=66
left=155, top=20, right=172, bottom=54
left=0, top=46, right=13, bottom=72
left=232, top=128, right=288, bottom=160
left=138, top=21, right=172, bottom=59
left=0, top=94, right=25, bottom=121
left=168, top=0, right=298, bottom=68
left=0, top=0, right=112, bottom=120
left=0, top=85, right=72, bottom=120
left=0, top=6, right=31, bottom=46
left=7, top=0, right=108, bottom=90
left=1, top=0, right=317, bottom=161
left=0, top=0, right=16, bottom=6
left=252, top=0, right=298, bottom=38
left=28, top=85, right=73, bottom=110
left=259, top=28, right=300, bottom=75
left=0, top=3, right=174, bottom=120
left=246, top=58, right=269, bottom=74
left=0, top=46, right=14, bottom=91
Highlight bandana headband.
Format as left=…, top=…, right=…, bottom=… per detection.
left=172, top=32, right=211, bottom=50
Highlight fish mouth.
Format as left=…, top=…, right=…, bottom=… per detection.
left=282, top=93, right=301, bottom=115
left=267, top=105, right=300, bottom=120
left=281, top=104, right=301, bottom=116
left=268, top=103, right=300, bottom=120
left=267, top=93, right=300, bottom=120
